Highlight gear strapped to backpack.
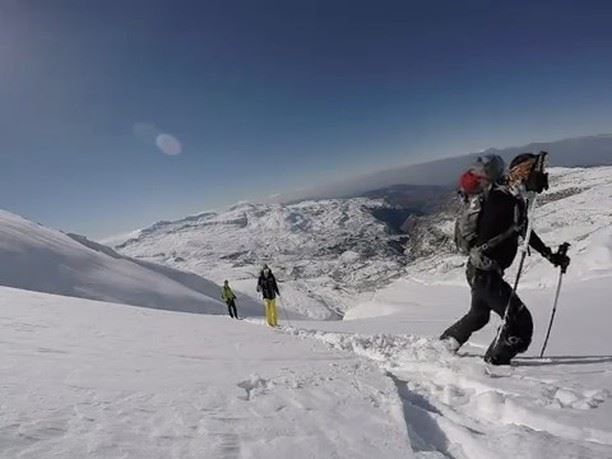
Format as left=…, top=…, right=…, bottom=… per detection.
left=454, top=190, right=485, bottom=256
left=454, top=152, right=548, bottom=272
left=454, top=155, right=506, bottom=257
left=455, top=186, right=523, bottom=272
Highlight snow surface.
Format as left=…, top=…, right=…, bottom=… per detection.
left=0, top=287, right=412, bottom=458
left=2, top=273, right=611, bottom=458
left=291, top=275, right=612, bottom=458
left=0, top=210, right=260, bottom=316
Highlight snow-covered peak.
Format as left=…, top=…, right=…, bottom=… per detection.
left=112, top=198, right=405, bottom=319
left=227, top=200, right=259, bottom=211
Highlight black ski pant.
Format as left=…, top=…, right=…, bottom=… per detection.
left=226, top=299, right=238, bottom=319
left=441, top=264, right=533, bottom=364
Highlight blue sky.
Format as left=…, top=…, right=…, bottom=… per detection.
left=2, top=0, right=612, bottom=238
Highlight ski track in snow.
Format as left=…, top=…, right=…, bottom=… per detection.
left=281, top=326, right=612, bottom=459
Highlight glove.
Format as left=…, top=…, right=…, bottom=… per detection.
left=545, top=244, right=570, bottom=271
left=549, top=252, right=570, bottom=269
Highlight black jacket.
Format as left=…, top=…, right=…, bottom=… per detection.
left=477, top=187, right=548, bottom=270
left=257, top=272, right=279, bottom=300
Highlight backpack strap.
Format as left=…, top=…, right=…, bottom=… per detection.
left=470, top=185, right=523, bottom=259
left=476, top=224, right=520, bottom=252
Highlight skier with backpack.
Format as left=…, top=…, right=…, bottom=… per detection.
left=257, top=264, right=280, bottom=327
left=440, top=153, right=570, bottom=365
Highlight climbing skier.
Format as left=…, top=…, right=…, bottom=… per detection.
left=257, top=264, right=280, bottom=327
left=441, top=153, right=570, bottom=365
left=221, top=280, right=239, bottom=319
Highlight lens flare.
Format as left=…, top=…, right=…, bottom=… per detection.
left=133, top=122, right=183, bottom=156
left=155, top=133, right=182, bottom=156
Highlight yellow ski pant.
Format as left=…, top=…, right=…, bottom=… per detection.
left=264, top=298, right=278, bottom=327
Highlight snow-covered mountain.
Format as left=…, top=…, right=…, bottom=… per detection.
left=401, top=166, right=612, bottom=288
left=0, top=210, right=260, bottom=316
left=110, top=198, right=415, bottom=319
left=108, top=166, right=612, bottom=320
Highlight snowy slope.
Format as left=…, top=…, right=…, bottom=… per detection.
left=110, top=199, right=408, bottom=319
left=284, top=274, right=612, bottom=458
left=0, top=286, right=413, bottom=458
left=3, top=278, right=610, bottom=458
left=0, top=210, right=260, bottom=316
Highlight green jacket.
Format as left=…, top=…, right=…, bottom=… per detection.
left=221, top=285, right=236, bottom=302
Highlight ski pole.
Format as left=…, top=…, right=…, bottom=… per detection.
left=539, top=243, right=570, bottom=357
left=492, top=150, right=548, bottom=351
left=492, top=192, right=538, bottom=349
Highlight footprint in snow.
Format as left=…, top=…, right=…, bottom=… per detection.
left=551, top=387, right=610, bottom=409
left=236, top=374, right=272, bottom=401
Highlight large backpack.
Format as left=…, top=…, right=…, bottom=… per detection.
left=454, top=155, right=505, bottom=256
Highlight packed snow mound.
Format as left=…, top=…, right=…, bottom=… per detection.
left=0, top=210, right=259, bottom=315
left=404, top=166, right=612, bottom=287
left=110, top=198, right=408, bottom=319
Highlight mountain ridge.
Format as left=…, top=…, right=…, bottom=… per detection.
left=281, top=134, right=612, bottom=201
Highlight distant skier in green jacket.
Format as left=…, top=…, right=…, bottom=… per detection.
left=221, top=280, right=239, bottom=319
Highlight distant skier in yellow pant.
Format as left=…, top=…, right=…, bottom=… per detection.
left=264, top=299, right=278, bottom=327
left=257, top=264, right=280, bottom=327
